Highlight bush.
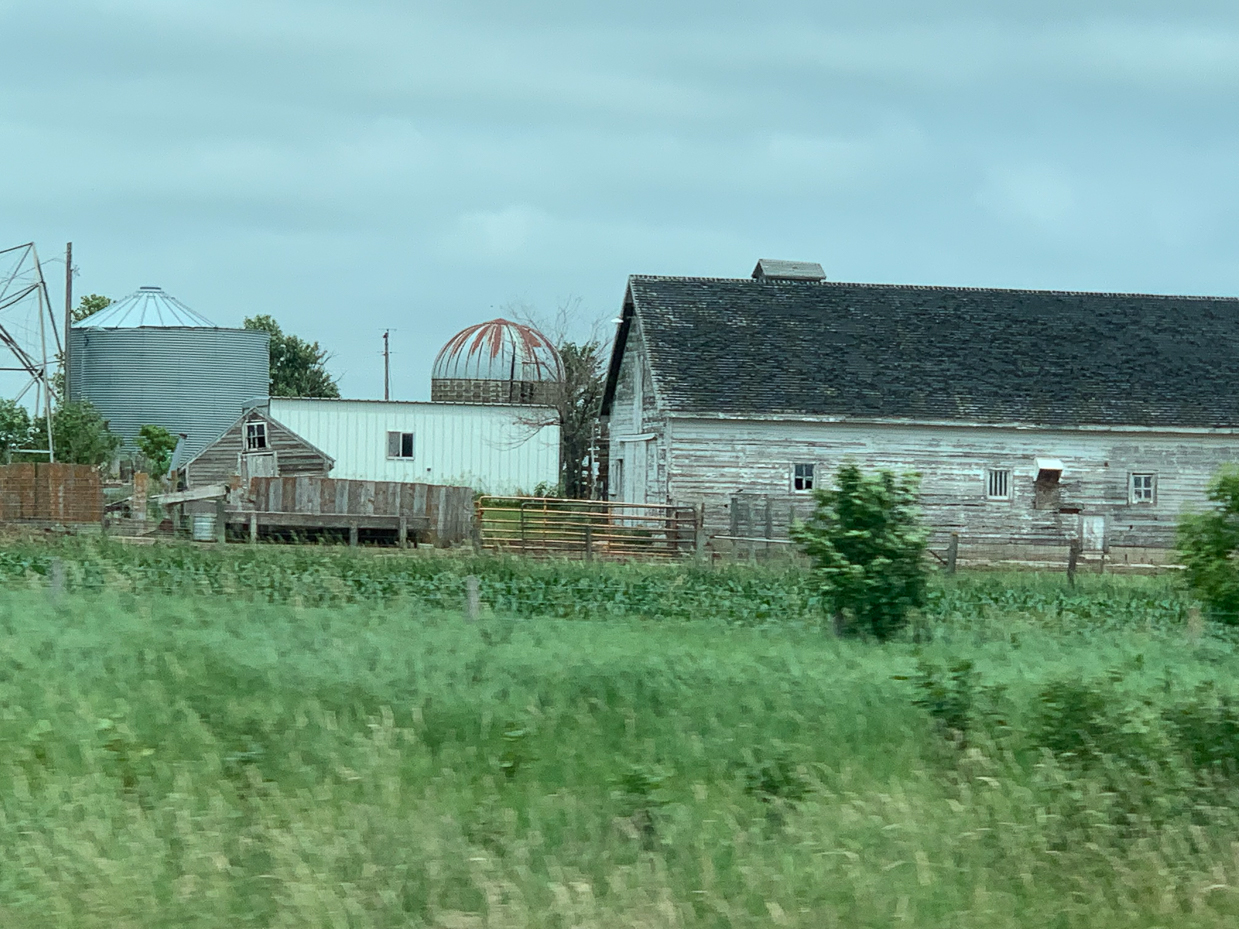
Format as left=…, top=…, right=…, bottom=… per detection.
left=790, top=463, right=929, bottom=639
left=135, top=424, right=179, bottom=478
left=1177, top=469, right=1239, bottom=623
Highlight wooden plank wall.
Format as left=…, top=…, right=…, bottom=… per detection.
left=185, top=411, right=331, bottom=487
left=0, top=463, right=103, bottom=523
left=247, top=476, right=473, bottom=544
left=665, top=417, right=1239, bottom=552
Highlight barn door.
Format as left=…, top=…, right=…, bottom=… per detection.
left=1079, top=515, right=1107, bottom=552
left=242, top=452, right=278, bottom=482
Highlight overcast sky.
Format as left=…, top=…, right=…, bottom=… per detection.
left=1, top=1, right=1236, bottom=399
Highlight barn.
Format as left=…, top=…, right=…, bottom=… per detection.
left=600, top=260, right=1239, bottom=564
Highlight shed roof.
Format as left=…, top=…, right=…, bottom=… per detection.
left=603, top=275, right=1239, bottom=429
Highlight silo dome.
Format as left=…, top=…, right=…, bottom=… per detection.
left=431, top=318, right=563, bottom=405
left=67, top=286, right=270, bottom=459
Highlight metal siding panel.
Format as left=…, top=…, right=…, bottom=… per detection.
left=69, top=327, right=270, bottom=458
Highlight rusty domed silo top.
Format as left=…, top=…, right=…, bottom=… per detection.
left=432, top=319, right=563, bottom=383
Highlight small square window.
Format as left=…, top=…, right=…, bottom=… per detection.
left=1130, top=473, right=1156, bottom=504
left=986, top=468, right=1011, bottom=500
left=793, top=463, right=815, bottom=492
left=386, top=431, right=415, bottom=459
left=246, top=422, right=267, bottom=451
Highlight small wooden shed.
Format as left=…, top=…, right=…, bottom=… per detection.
left=181, top=408, right=334, bottom=487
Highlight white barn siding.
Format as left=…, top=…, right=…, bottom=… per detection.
left=606, top=318, right=668, bottom=504
left=268, top=398, right=559, bottom=494
left=660, top=416, right=1239, bottom=549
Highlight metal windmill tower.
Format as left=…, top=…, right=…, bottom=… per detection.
left=0, top=242, right=61, bottom=459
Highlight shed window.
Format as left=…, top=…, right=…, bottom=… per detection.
left=793, top=463, right=815, bottom=492
left=246, top=422, right=267, bottom=451
left=986, top=469, right=1011, bottom=500
left=1130, top=473, right=1156, bottom=504
left=387, top=431, right=415, bottom=459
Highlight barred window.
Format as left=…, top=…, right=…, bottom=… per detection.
left=1130, top=473, right=1156, bottom=504
left=793, top=463, right=815, bottom=492
left=986, top=469, right=1011, bottom=500
left=245, top=422, right=267, bottom=451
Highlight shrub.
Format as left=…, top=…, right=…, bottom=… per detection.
left=1178, top=469, right=1239, bottom=623
left=135, top=424, right=179, bottom=478
left=790, top=463, right=928, bottom=639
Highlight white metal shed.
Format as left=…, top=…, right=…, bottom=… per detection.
left=265, top=398, right=559, bottom=494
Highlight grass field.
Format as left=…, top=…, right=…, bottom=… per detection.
left=3, top=541, right=1239, bottom=926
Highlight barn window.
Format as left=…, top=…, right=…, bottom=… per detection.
left=386, top=431, right=415, bottom=459
left=1130, top=473, right=1156, bottom=504
left=246, top=422, right=267, bottom=451
left=793, top=463, right=815, bottom=492
left=986, top=469, right=1011, bottom=500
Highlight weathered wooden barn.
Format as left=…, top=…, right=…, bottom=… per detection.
left=601, top=260, right=1239, bottom=563
left=181, top=407, right=334, bottom=487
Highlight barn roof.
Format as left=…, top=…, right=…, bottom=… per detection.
left=603, top=275, right=1239, bottom=429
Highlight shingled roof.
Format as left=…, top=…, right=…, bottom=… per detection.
left=602, top=275, right=1239, bottom=429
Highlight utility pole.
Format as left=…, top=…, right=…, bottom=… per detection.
left=63, top=242, right=72, bottom=403
left=382, top=329, right=390, bottom=401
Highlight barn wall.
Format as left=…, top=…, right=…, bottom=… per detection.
left=664, top=416, right=1239, bottom=551
left=606, top=317, right=668, bottom=504
left=268, top=398, right=560, bottom=495
left=185, top=411, right=332, bottom=487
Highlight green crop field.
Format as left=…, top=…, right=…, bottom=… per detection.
left=3, top=539, right=1239, bottom=927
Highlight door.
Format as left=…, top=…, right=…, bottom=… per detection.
left=242, top=452, right=278, bottom=482
left=1080, top=515, right=1106, bottom=552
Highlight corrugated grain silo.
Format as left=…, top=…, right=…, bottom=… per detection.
left=66, top=286, right=270, bottom=458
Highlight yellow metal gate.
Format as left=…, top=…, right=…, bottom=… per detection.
left=476, top=496, right=699, bottom=560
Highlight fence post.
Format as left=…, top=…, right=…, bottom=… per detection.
left=519, top=503, right=527, bottom=555
left=695, top=503, right=706, bottom=557
left=215, top=497, right=226, bottom=544
left=1067, top=538, right=1081, bottom=588
left=465, top=575, right=480, bottom=622
left=249, top=513, right=258, bottom=544
left=48, top=557, right=64, bottom=602
left=946, top=532, right=959, bottom=575
left=584, top=521, right=593, bottom=562
left=398, top=516, right=408, bottom=550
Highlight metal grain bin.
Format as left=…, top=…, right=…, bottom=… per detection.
left=66, top=287, right=270, bottom=459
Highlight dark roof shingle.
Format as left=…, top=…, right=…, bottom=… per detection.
left=609, top=275, right=1239, bottom=428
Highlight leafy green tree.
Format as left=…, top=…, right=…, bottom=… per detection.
left=243, top=315, right=340, bottom=398
left=31, top=401, right=121, bottom=466
left=135, top=424, right=179, bottom=478
left=73, top=294, right=112, bottom=323
left=0, top=399, right=32, bottom=463
left=790, top=463, right=929, bottom=640
left=1177, top=469, right=1239, bottom=623
left=555, top=340, right=606, bottom=499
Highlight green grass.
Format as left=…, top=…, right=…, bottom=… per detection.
left=3, top=543, right=1239, bottom=925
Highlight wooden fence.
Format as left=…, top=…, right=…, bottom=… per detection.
left=0, top=463, right=102, bottom=524
left=476, top=496, right=699, bottom=560
left=245, top=476, right=474, bottom=545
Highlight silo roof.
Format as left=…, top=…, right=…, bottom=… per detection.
left=76, top=286, right=217, bottom=328
left=433, top=318, right=563, bottom=382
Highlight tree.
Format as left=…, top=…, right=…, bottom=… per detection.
left=243, top=315, right=340, bottom=398
left=135, top=424, right=179, bottom=478
left=31, top=400, right=122, bottom=466
left=790, top=463, right=929, bottom=640
left=1177, top=469, right=1239, bottom=623
left=0, top=399, right=32, bottom=463
left=73, top=294, right=112, bottom=323
left=555, top=340, right=607, bottom=499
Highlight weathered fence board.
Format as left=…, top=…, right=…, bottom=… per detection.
left=0, top=463, right=103, bottom=524
left=244, top=477, right=473, bottom=545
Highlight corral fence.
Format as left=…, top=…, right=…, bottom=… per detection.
left=476, top=496, right=700, bottom=560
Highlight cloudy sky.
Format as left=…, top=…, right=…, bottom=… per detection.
left=1, top=1, right=1236, bottom=399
